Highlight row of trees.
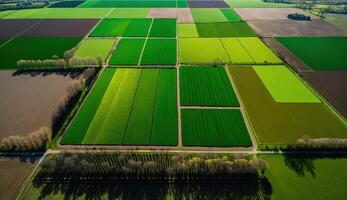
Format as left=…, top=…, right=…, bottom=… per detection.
left=288, top=13, right=312, bottom=20
left=288, top=135, right=347, bottom=150
left=0, top=1, right=48, bottom=11
left=37, top=153, right=267, bottom=180
left=0, top=127, right=50, bottom=151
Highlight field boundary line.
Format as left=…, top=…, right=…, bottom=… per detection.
left=105, top=37, right=120, bottom=67
left=181, top=106, right=240, bottom=110
left=137, top=18, right=154, bottom=66
left=0, top=19, right=43, bottom=48
left=225, top=66, right=258, bottom=153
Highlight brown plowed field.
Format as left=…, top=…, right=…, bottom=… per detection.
left=302, top=70, right=347, bottom=120
left=21, top=19, right=99, bottom=37
left=0, top=70, right=82, bottom=138
left=0, top=19, right=40, bottom=39
left=235, top=8, right=318, bottom=21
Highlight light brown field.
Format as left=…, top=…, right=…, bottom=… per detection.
left=235, top=8, right=318, bottom=21
left=147, top=8, right=177, bottom=18
left=0, top=70, right=81, bottom=138
left=178, top=8, right=194, bottom=23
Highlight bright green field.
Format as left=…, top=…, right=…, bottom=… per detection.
left=78, top=1, right=177, bottom=8
left=180, top=66, right=239, bottom=106
left=74, top=38, right=116, bottom=61
left=0, top=37, right=81, bottom=69
left=181, top=109, right=252, bottom=147
left=276, top=37, right=347, bottom=70
left=260, top=155, right=347, bottom=200
left=178, top=24, right=199, bottom=38
left=62, top=68, right=178, bottom=145
left=179, top=38, right=229, bottom=64
left=220, top=8, right=242, bottom=22
left=226, top=0, right=295, bottom=8
left=0, top=8, right=112, bottom=19
left=254, top=66, right=320, bottom=103
left=149, top=18, right=176, bottom=38
left=140, top=39, right=176, bottom=65
left=109, top=39, right=145, bottom=65
left=191, top=8, right=228, bottom=23
left=61, top=68, right=116, bottom=145
left=107, top=8, right=150, bottom=18
left=220, top=38, right=254, bottom=64
left=229, top=66, right=347, bottom=144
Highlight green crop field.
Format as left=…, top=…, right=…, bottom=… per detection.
left=149, top=18, right=176, bottom=37
left=62, top=68, right=177, bottom=146
left=180, top=66, right=239, bottom=106
left=192, top=8, right=228, bottom=23
left=254, top=66, right=320, bottom=103
left=220, top=8, right=242, bottom=22
left=260, top=155, right=347, bottom=200
left=0, top=37, right=81, bottom=69
left=220, top=38, right=254, bottom=64
left=107, top=8, right=150, bottom=18
left=229, top=66, right=347, bottom=144
left=276, top=37, right=347, bottom=70
left=178, top=24, right=199, bottom=38
left=78, top=1, right=177, bottom=8
left=0, top=8, right=112, bottom=19
left=196, top=22, right=256, bottom=37
left=181, top=109, right=252, bottom=147
left=74, top=38, right=116, bottom=61
left=140, top=39, right=176, bottom=65
left=109, top=39, right=145, bottom=65
left=179, top=38, right=229, bottom=64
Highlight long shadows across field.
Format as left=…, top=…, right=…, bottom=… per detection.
left=31, top=179, right=272, bottom=200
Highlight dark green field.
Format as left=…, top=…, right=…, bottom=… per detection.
left=140, top=39, right=176, bottom=65
left=109, top=39, right=145, bottom=65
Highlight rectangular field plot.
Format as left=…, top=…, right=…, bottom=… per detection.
left=0, top=19, right=40, bottom=39
left=48, top=1, right=84, bottom=8
left=276, top=37, right=347, bottom=70
left=254, top=66, right=320, bottom=103
left=196, top=22, right=255, bottom=37
left=229, top=66, right=347, bottom=144
left=192, top=8, right=228, bottom=22
left=178, top=24, right=199, bottom=37
left=140, top=39, right=176, bottom=65
left=107, top=8, right=150, bottom=18
left=180, top=66, right=239, bottom=106
left=221, top=8, right=242, bottom=22
left=90, top=18, right=151, bottom=37
left=109, top=39, right=145, bottom=65
left=179, top=38, right=229, bottom=64
left=79, top=1, right=177, bottom=8
left=149, top=18, right=176, bottom=37
left=181, top=109, right=252, bottom=147
left=74, top=38, right=116, bottom=61
left=1, top=8, right=112, bottom=19
left=188, top=1, right=230, bottom=8
left=220, top=38, right=254, bottom=64
left=62, top=68, right=178, bottom=146
left=0, top=37, right=81, bottom=69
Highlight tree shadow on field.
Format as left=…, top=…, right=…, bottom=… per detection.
left=12, top=68, right=85, bottom=79
left=1, top=153, right=43, bottom=164
left=283, top=153, right=347, bottom=178
left=31, top=178, right=273, bottom=200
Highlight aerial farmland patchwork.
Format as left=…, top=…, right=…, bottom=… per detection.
left=0, top=0, right=346, bottom=199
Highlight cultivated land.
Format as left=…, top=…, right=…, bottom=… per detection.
left=140, top=39, right=177, bottom=65
left=62, top=68, right=177, bottom=146
left=276, top=37, right=347, bottom=70
left=181, top=109, right=252, bottom=147
left=226, top=0, right=295, bottom=8
left=235, top=8, right=318, bottom=21
left=229, top=66, right=347, bottom=144
left=0, top=19, right=40, bottom=40
left=109, top=38, right=145, bottom=65
left=0, top=70, right=82, bottom=137
left=0, top=156, right=37, bottom=200
left=74, top=38, right=116, bottom=61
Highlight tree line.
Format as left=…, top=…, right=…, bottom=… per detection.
left=288, top=135, right=347, bottom=150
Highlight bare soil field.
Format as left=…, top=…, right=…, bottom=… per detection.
left=235, top=8, right=318, bottom=21
left=21, top=19, right=99, bottom=37
left=263, top=38, right=309, bottom=71
left=302, top=70, right=347, bottom=120
left=147, top=8, right=177, bottom=18
left=0, top=19, right=40, bottom=39
left=0, top=155, right=39, bottom=200
left=248, top=19, right=347, bottom=37
left=178, top=8, right=194, bottom=23
left=0, top=70, right=82, bottom=138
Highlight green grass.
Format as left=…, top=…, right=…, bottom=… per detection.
left=180, top=67, right=239, bottom=106
left=178, top=24, right=199, bottom=38
left=220, top=8, right=242, bottom=22
left=107, top=8, right=150, bottom=18
left=140, top=39, right=176, bottom=65
left=61, top=68, right=116, bottom=145
left=0, top=8, right=111, bottom=19
left=181, top=109, right=252, bottom=147
left=123, top=69, right=159, bottom=145
left=74, top=38, right=115, bottom=61
left=191, top=8, right=228, bottom=23
left=109, top=39, right=145, bottom=65
left=122, top=18, right=152, bottom=37
left=276, top=37, right=347, bottom=70
left=254, top=66, right=320, bottom=103
left=260, top=155, right=347, bottom=200
left=239, top=37, right=282, bottom=64
left=220, top=38, right=254, bottom=64
left=196, top=23, right=220, bottom=37
left=151, top=69, right=177, bottom=146
left=83, top=69, right=141, bottom=144
left=229, top=66, right=347, bottom=144
left=148, top=18, right=176, bottom=38
left=179, top=38, right=229, bottom=64
left=89, top=19, right=130, bottom=37
left=196, top=22, right=255, bottom=37
left=177, top=0, right=188, bottom=8
left=0, top=37, right=81, bottom=69
left=226, top=0, right=295, bottom=8
left=78, top=1, right=177, bottom=8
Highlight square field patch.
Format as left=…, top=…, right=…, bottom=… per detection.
left=107, top=8, right=150, bottom=18
left=74, top=38, right=116, bottom=61
left=191, top=8, right=228, bottom=22
left=178, top=24, right=199, bottom=37
left=181, top=109, right=252, bottom=147
left=147, top=8, right=177, bottom=18
left=141, top=39, right=177, bottom=65
left=149, top=18, right=176, bottom=37
left=109, top=39, right=145, bottom=66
